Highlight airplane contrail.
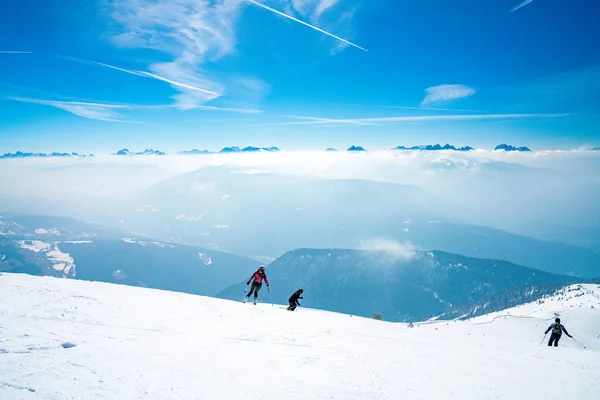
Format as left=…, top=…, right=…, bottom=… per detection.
left=0, top=51, right=32, bottom=54
left=246, top=0, right=367, bottom=52
left=92, top=61, right=219, bottom=95
left=59, top=55, right=219, bottom=96
left=261, top=113, right=568, bottom=126
left=510, top=0, right=535, bottom=13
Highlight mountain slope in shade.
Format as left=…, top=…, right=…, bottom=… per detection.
left=217, top=249, right=578, bottom=321
left=0, top=274, right=598, bottom=400
left=0, top=214, right=260, bottom=296
left=0, top=237, right=260, bottom=297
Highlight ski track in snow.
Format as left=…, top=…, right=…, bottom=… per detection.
left=0, top=274, right=599, bottom=400
left=0, top=381, right=36, bottom=393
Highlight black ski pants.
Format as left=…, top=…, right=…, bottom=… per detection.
left=247, top=282, right=262, bottom=298
left=548, top=333, right=562, bottom=347
left=287, top=301, right=298, bottom=311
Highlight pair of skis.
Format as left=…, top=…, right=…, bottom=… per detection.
left=243, top=285, right=272, bottom=306
left=242, top=296, right=258, bottom=305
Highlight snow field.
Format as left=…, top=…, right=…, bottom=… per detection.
left=0, top=274, right=598, bottom=400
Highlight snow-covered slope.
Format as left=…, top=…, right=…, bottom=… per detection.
left=1, top=274, right=598, bottom=400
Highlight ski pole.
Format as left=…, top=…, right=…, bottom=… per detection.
left=571, top=337, right=586, bottom=349
left=540, top=334, right=547, bottom=345
left=268, top=286, right=273, bottom=306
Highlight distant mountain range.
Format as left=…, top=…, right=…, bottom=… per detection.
left=8, top=144, right=599, bottom=157
left=494, top=144, right=532, bottom=152
left=179, top=146, right=281, bottom=154
left=347, top=145, right=366, bottom=151
left=0, top=151, right=93, bottom=159
left=219, top=146, right=280, bottom=153
left=393, top=144, right=474, bottom=151
left=179, top=149, right=212, bottom=155
left=114, top=149, right=166, bottom=156
left=0, top=145, right=560, bottom=157
left=217, top=248, right=578, bottom=321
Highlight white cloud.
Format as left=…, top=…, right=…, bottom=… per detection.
left=328, top=103, right=486, bottom=113
left=93, top=60, right=219, bottom=98
left=360, top=238, right=418, bottom=262
left=9, top=55, right=261, bottom=116
left=510, top=0, right=535, bottom=13
left=7, top=97, right=139, bottom=123
left=280, top=115, right=376, bottom=125
left=265, top=113, right=567, bottom=126
left=247, top=0, right=366, bottom=51
left=313, top=0, right=339, bottom=21
left=107, top=0, right=247, bottom=109
left=290, top=0, right=315, bottom=16
left=421, top=84, right=476, bottom=105
left=285, top=0, right=355, bottom=55
left=288, top=0, right=339, bottom=21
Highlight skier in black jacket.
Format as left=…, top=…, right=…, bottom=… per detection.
left=545, top=318, right=573, bottom=347
left=287, top=289, right=303, bottom=311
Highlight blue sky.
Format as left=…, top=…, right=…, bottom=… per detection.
left=1, top=0, right=599, bottom=152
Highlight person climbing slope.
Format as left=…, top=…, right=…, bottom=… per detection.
left=545, top=318, right=573, bottom=347
left=287, top=289, right=303, bottom=311
left=244, top=266, right=269, bottom=304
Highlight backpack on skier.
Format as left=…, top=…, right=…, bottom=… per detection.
left=552, top=323, right=563, bottom=334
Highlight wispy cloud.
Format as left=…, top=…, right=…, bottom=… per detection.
left=247, top=0, right=367, bottom=51
left=360, top=238, right=417, bottom=263
left=0, top=51, right=32, bottom=54
left=56, top=55, right=260, bottom=113
left=7, top=97, right=140, bottom=123
left=288, top=0, right=340, bottom=22
left=87, top=59, right=218, bottom=97
left=332, top=103, right=486, bottom=113
left=48, top=0, right=358, bottom=115
left=313, top=0, right=339, bottom=21
left=281, top=115, right=375, bottom=125
left=263, top=113, right=568, bottom=126
left=421, top=84, right=476, bottom=106
left=381, top=106, right=484, bottom=113
left=510, top=0, right=536, bottom=13
left=108, top=0, right=253, bottom=109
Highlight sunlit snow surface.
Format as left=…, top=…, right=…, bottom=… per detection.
left=0, top=274, right=598, bottom=400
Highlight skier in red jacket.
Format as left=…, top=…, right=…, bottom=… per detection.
left=244, top=266, right=269, bottom=304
